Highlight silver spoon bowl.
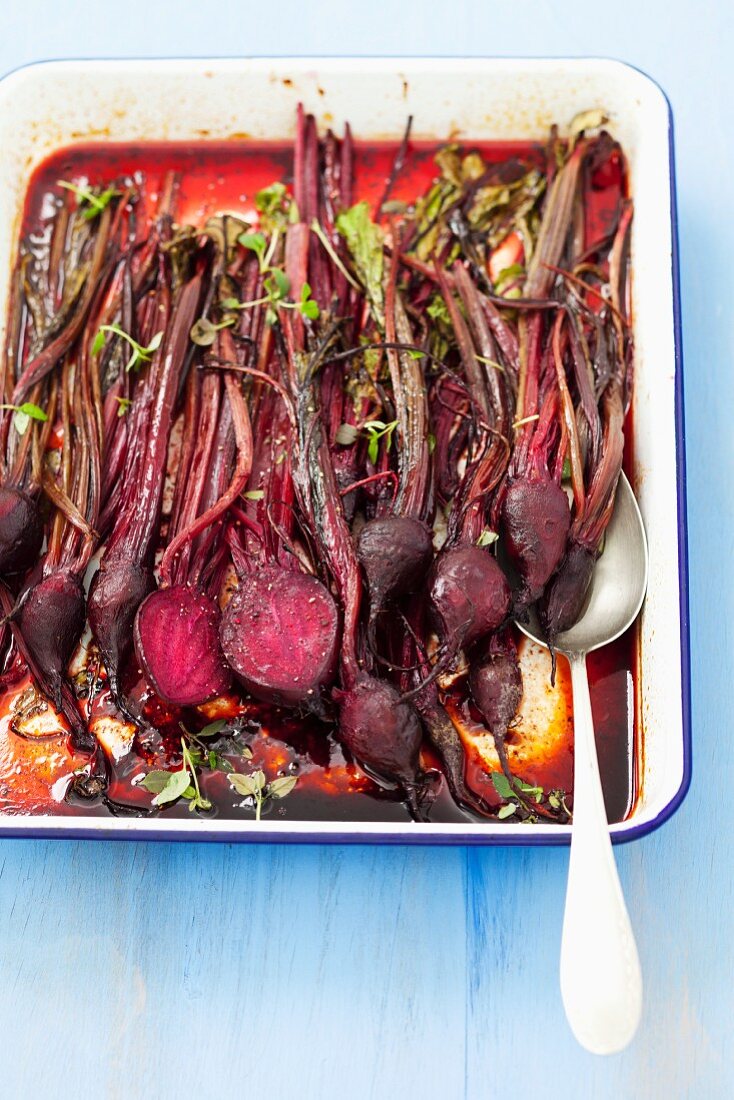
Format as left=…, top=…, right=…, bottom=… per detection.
left=516, top=472, right=648, bottom=1054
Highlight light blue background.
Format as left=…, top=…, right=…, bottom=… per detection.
left=2, top=2, right=731, bottom=1096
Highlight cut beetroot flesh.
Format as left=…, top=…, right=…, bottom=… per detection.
left=219, top=566, right=340, bottom=707
left=134, top=586, right=231, bottom=706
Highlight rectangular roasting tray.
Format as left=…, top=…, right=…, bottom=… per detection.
left=0, top=57, right=690, bottom=843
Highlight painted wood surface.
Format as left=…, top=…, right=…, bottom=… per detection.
left=1, top=1, right=732, bottom=1095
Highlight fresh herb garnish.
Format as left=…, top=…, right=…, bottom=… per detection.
left=491, top=771, right=544, bottom=805
left=190, top=317, right=236, bottom=347
left=198, top=719, right=227, bottom=738
left=114, top=396, right=132, bottom=417
left=238, top=231, right=269, bottom=271
left=476, top=529, right=498, bottom=548
left=363, top=419, right=398, bottom=465
left=0, top=401, right=48, bottom=436
left=491, top=772, right=571, bottom=821
left=140, top=718, right=252, bottom=811
left=57, top=179, right=121, bottom=220
left=335, top=201, right=384, bottom=318
left=254, top=181, right=292, bottom=231
left=335, top=423, right=360, bottom=447
left=426, top=295, right=451, bottom=325
left=222, top=272, right=319, bottom=326
left=229, top=768, right=298, bottom=821
left=298, top=282, right=320, bottom=320
left=140, top=738, right=211, bottom=813
left=92, top=324, right=163, bottom=372
left=548, top=789, right=573, bottom=815
left=310, top=219, right=362, bottom=290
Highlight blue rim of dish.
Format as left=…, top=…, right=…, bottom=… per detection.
left=0, top=56, right=691, bottom=846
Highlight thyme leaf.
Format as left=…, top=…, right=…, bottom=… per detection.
left=93, top=324, right=163, bottom=372
left=57, top=179, right=121, bottom=220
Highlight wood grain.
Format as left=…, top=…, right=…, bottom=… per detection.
left=1, top=1, right=733, bottom=1095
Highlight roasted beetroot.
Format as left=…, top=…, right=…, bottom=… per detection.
left=87, top=560, right=154, bottom=704
left=0, top=110, right=636, bottom=827
left=0, top=487, right=43, bottom=576
left=502, top=477, right=571, bottom=607
left=337, top=676, right=423, bottom=799
left=134, top=586, right=231, bottom=707
left=220, top=566, right=340, bottom=707
left=18, top=570, right=85, bottom=708
left=469, top=642, right=523, bottom=744
left=89, top=269, right=204, bottom=707
left=357, top=515, right=433, bottom=642
left=538, top=542, right=596, bottom=642
left=430, top=545, right=511, bottom=654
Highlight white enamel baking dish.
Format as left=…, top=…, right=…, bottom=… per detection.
left=0, top=57, right=689, bottom=843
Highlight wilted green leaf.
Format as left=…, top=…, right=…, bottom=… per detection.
left=569, top=108, right=609, bottom=144
left=12, top=410, right=29, bottom=436
left=491, top=772, right=514, bottom=801
left=335, top=423, right=360, bottom=446
left=198, top=719, right=226, bottom=738
left=151, top=768, right=191, bottom=807
left=268, top=775, right=298, bottom=800
left=229, top=773, right=260, bottom=798
left=336, top=202, right=384, bottom=320
left=139, top=770, right=173, bottom=795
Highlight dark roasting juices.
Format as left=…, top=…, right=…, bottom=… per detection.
left=0, top=135, right=639, bottom=825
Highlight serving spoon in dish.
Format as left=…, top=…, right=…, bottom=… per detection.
left=516, top=472, right=647, bottom=1054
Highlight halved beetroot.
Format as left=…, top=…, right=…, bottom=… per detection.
left=219, top=566, right=340, bottom=707
left=134, top=586, right=231, bottom=706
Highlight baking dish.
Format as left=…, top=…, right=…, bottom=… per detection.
left=0, top=56, right=689, bottom=843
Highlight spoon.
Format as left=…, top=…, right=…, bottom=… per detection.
left=516, top=472, right=647, bottom=1054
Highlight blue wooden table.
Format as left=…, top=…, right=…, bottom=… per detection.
left=2, top=2, right=731, bottom=1095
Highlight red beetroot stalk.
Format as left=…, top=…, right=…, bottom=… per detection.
left=2, top=188, right=134, bottom=751
left=298, top=380, right=424, bottom=810
left=539, top=377, right=625, bottom=646
left=356, top=246, right=434, bottom=652
left=1, top=200, right=114, bottom=578
left=539, top=196, right=632, bottom=650
left=280, top=191, right=425, bottom=809
left=404, top=270, right=512, bottom=701
left=209, top=247, right=343, bottom=712
left=498, top=142, right=591, bottom=612
left=0, top=264, right=44, bottom=576
left=10, top=205, right=112, bottom=405
left=13, top=346, right=104, bottom=752
left=88, top=271, right=203, bottom=709
left=135, top=325, right=254, bottom=708
left=442, top=263, right=512, bottom=543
